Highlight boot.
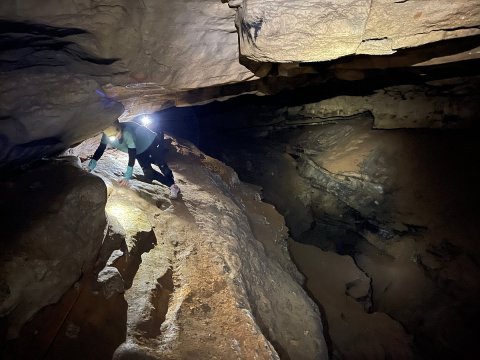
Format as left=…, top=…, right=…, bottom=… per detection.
left=169, top=184, right=180, bottom=199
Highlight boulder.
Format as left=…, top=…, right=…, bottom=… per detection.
left=0, top=157, right=107, bottom=338
left=97, top=267, right=125, bottom=299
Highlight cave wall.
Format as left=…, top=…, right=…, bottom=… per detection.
left=197, top=101, right=480, bottom=358
left=283, top=120, right=480, bottom=359
left=1, top=1, right=479, bottom=357
left=0, top=71, right=124, bottom=166
left=0, top=157, right=108, bottom=339
left=287, top=80, right=480, bottom=129
left=0, top=18, right=125, bottom=166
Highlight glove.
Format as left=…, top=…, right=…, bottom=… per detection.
left=124, top=166, right=133, bottom=180
left=88, top=159, right=97, bottom=172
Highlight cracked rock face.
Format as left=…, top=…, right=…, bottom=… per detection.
left=288, top=242, right=413, bottom=359
left=234, top=0, right=480, bottom=62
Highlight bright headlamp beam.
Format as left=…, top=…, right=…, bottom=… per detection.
left=141, top=115, right=152, bottom=126
left=109, top=136, right=116, bottom=142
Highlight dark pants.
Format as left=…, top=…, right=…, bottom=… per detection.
left=136, top=136, right=174, bottom=187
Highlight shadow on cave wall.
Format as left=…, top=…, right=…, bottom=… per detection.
left=0, top=20, right=120, bottom=72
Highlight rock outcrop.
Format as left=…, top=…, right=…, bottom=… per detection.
left=285, top=79, right=480, bottom=129
left=193, top=76, right=480, bottom=131
left=0, top=157, right=107, bottom=339
left=0, top=1, right=251, bottom=89
left=233, top=0, right=480, bottom=63
left=0, top=71, right=124, bottom=166
left=1, top=136, right=328, bottom=359
left=0, top=18, right=126, bottom=166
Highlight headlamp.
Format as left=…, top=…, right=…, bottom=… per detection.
left=141, top=115, right=152, bottom=126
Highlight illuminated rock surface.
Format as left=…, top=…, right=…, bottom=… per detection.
left=0, top=138, right=327, bottom=359
left=0, top=0, right=249, bottom=166
left=0, top=1, right=250, bottom=89
left=0, top=72, right=124, bottom=166
left=234, top=0, right=480, bottom=62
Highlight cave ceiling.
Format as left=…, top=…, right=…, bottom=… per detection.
left=0, top=0, right=479, bottom=165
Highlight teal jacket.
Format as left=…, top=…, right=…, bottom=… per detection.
left=91, top=122, right=159, bottom=179
left=100, top=122, right=157, bottom=154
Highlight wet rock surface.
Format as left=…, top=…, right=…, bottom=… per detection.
left=1, top=136, right=328, bottom=359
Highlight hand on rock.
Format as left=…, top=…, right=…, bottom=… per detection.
left=87, top=159, right=97, bottom=172
left=118, top=178, right=130, bottom=187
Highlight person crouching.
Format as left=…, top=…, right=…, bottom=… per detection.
left=87, top=120, right=180, bottom=199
